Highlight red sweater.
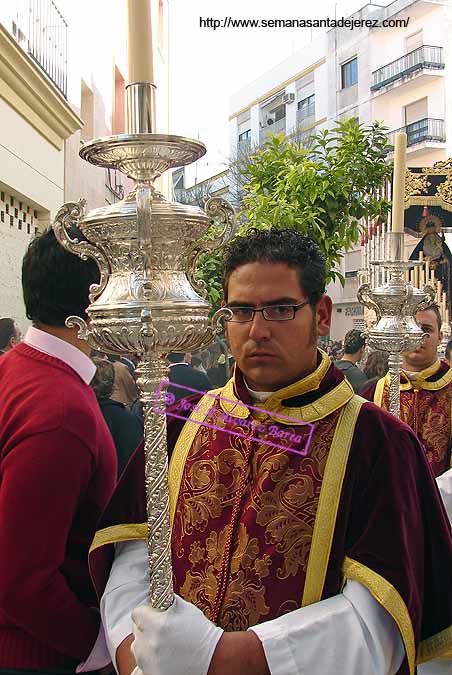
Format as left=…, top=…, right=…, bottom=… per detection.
left=0, top=343, right=117, bottom=669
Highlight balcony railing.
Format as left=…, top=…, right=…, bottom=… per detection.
left=28, top=0, right=68, bottom=97
left=237, top=137, right=251, bottom=153
left=371, top=45, right=444, bottom=91
left=259, top=117, right=286, bottom=143
left=296, top=105, right=315, bottom=128
left=387, top=118, right=446, bottom=148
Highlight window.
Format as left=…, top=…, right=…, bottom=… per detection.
left=271, top=104, right=286, bottom=123
left=341, top=57, right=358, bottom=89
left=405, top=30, right=423, bottom=54
left=297, top=94, right=315, bottom=119
left=405, top=97, right=427, bottom=126
left=238, top=129, right=251, bottom=141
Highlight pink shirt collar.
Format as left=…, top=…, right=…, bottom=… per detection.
left=24, top=326, right=96, bottom=385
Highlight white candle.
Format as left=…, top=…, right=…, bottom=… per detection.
left=127, top=0, right=154, bottom=83
left=425, top=257, right=430, bottom=286
left=391, top=133, right=407, bottom=233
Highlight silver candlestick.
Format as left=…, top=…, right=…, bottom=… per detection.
left=357, top=232, right=435, bottom=417
left=53, top=82, right=236, bottom=609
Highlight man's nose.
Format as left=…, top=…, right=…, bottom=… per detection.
left=248, top=311, right=271, bottom=340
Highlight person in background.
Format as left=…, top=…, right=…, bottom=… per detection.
left=363, top=350, right=389, bottom=388
left=119, top=354, right=137, bottom=378
left=191, top=354, right=208, bottom=375
left=91, top=358, right=143, bottom=478
left=207, top=353, right=229, bottom=388
left=167, top=352, right=212, bottom=400
left=362, top=305, right=452, bottom=480
left=445, top=339, right=452, bottom=366
left=0, top=228, right=117, bottom=671
left=0, top=318, right=22, bottom=355
left=109, top=355, right=139, bottom=406
left=334, top=330, right=368, bottom=393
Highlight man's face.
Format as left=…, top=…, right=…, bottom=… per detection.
left=403, top=309, right=442, bottom=371
left=225, top=262, right=331, bottom=391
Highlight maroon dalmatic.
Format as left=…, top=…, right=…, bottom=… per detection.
left=90, top=352, right=452, bottom=674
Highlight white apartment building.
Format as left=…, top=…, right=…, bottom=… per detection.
left=228, top=0, right=452, bottom=341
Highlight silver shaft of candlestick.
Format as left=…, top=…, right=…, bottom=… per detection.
left=357, top=231, right=435, bottom=418
left=135, top=354, right=174, bottom=609
left=388, top=352, right=403, bottom=419
left=126, top=82, right=157, bottom=134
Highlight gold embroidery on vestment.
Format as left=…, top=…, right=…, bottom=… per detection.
left=343, top=556, right=416, bottom=675
left=302, top=396, right=364, bottom=606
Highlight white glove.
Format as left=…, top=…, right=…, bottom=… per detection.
left=131, top=595, right=224, bottom=675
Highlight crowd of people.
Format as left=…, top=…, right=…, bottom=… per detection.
left=324, top=332, right=390, bottom=394
left=1, top=226, right=452, bottom=675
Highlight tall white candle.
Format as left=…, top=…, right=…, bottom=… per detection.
left=127, top=0, right=154, bottom=83
left=391, top=133, right=407, bottom=233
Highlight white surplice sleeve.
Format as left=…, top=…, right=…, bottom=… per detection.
left=418, top=470, right=452, bottom=674
left=436, top=467, right=452, bottom=524
left=102, top=539, right=405, bottom=674
left=249, top=579, right=404, bottom=675
left=100, top=540, right=149, bottom=668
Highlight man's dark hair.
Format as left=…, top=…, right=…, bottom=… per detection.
left=167, top=352, right=185, bottom=364
left=191, top=356, right=202, bottom=367
left=91, top=357, right=115, bottom=400
left=344, top=329, right=366, bottom=355
left=22, top=228, right=100, bottom=327
left=0, top=318, right=16, bottom=350
left=222, top=228, right=326, bottom=305
left=416, top=303, right=442, bottom=332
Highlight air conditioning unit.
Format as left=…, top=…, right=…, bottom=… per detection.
left=282, top=92, right=295, bottom=104
left=266, top=113, right=276, bottom=126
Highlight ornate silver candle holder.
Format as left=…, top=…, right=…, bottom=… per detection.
left=53, top=118, right=235, bottom=610
left=357, top=232, right=435, bottom=417
left=440, top=321, right=451, bottom=357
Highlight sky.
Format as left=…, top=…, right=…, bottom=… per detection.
left=168, top=0, right=395, bottom=180
left=58, top=0, right=394, bottom=180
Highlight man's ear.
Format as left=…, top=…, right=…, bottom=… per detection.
left=316, top=296, right=332, bottom=337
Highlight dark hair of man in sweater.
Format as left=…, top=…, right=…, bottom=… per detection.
left=22, top=227, right=100, bottom=327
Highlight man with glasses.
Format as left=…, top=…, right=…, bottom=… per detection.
left=88, top=228, right=452, bottom=675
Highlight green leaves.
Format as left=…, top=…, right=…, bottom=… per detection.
left=193, top=118, right=392, bottom=313
left=241, top=119, right=391, bottom=284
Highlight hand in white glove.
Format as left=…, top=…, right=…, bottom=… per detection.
left=131, top=595, right=224, bottom=675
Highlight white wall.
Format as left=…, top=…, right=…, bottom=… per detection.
left=0, top=98, right=64, bottom=217
left=229, top=34, right=327, bottom=117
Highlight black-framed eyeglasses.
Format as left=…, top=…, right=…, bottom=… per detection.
left=225, top=300, right=310, bottom=323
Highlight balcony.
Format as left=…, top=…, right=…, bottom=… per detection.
left=371, top=46, right=444, bottom=94
left=296, top=104, right=315, bottom=129
left=28, top=0, right=68, bottom=97
left=387, top=118, right=446, bottom=149
left=259, top=117, right=286, bottom=144
left=237, top=137, right=251, bottom=154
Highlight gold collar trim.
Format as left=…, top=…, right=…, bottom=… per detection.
left=219, top=351, right=354, bottom=423
left=388, top=360, right=452, bottom=392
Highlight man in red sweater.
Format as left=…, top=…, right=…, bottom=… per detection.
left=0, top=229, right=117, bottom=673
